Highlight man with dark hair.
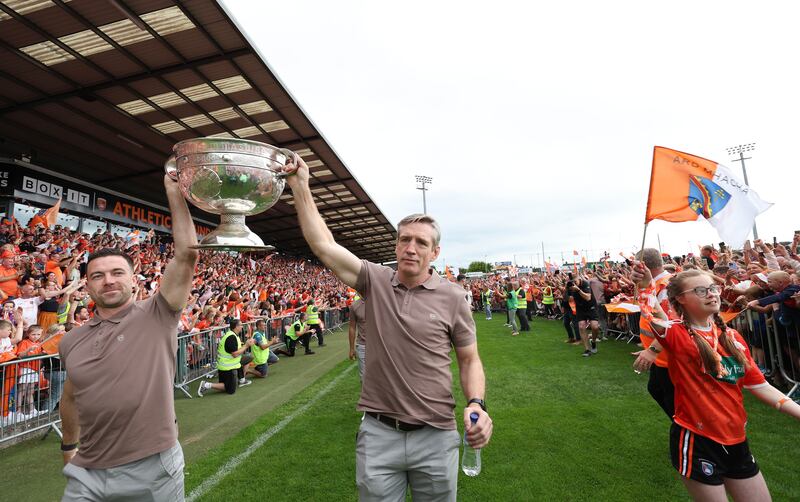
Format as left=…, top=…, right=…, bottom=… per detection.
left=71, top=305, right=90, bottom=327
left=198, top=319, right=254, bottom=396
left=86, top=248, right=135, bottom=271
left=570, top=278, right=600, bottom=357
left=305, top=299, right=325, bottom=347
left=700, top=245, right=716, bottom=269
left=58, top=175, right=198, bottom=501
left=275, top=311, right=314, bottom=357
left=245, top=318, right=280, bottom=378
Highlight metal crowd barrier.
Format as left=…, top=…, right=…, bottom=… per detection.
left=174, top=315, right=291, bottom=399
left=729, top=309, right=800, bottom=400
left=0, top=353, right=64, bottom=445
left=323, top=309, right=344, bottom=334
left=173, top=309, right=346, bottom=399
left=604, top=311, right=641, bottom=344
left=0, top=309, right=348, bottom=445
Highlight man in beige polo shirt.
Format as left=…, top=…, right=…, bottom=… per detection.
left=285, top=156, right=493, bottom=501
left=58, top=175, right=198, bottom=501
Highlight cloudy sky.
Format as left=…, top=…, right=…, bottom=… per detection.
left=223, top=0, right=798, bottom=268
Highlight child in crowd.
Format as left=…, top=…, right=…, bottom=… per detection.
left=16, top=324, right=45, bottom=418
left=0, top=310, right=24, bottom=421
left=633, top=264, right=800, bottom=501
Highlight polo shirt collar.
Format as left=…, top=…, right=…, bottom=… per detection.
left=391, top=268, right=441, bottom=290
left=88, top=302, right=135, bottom=326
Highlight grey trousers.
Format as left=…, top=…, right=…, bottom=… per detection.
left=356, top=414, right=460, bottom=502
left=62, top=442, right=185, bottom=501
left=356, top=343, right=366, bottom=381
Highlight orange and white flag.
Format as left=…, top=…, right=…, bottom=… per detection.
left=646, top=147, right=772, bottom=246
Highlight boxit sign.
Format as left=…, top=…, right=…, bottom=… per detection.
left=21, top=175, right=91, bottom=207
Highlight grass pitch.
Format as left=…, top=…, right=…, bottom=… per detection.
left=3, top=315, right=799, bottom=501
left=184, top=315, right=800, bottom=501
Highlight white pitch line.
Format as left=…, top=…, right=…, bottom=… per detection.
left=186, top=363, right=356, bottom=502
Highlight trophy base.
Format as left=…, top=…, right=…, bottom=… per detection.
left=192, top=215, right=274, bottom=252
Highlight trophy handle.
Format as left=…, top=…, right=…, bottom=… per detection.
left=164, top=155, right=178, bottom=180
left=276, top=148, right=297, bottom=178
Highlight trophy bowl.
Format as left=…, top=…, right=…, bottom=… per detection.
left=165, top=137, right=294, bottom=251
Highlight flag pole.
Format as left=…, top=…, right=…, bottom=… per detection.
left=634, top=223, right=649, bottom=302
left=640, top=222, right=649, bottom=259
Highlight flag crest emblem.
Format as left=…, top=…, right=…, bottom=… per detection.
left=688, top=175, right=730, bottom=219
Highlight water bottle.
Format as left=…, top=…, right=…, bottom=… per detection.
left=461, top=412, right=481, bottom=476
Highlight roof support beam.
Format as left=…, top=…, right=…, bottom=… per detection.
left=0, top=49, right=250, bottom=116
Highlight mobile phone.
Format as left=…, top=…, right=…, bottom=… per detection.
left=773, top=237, right=778, bottom=246
left=719, top=242, right=726, bottom=251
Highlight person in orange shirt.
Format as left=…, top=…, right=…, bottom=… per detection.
left=0, top=250, right=20, bottom=299
left=633, top=265, right=800, bottom=500
left=0, top=311, right=24, bottom=422
left=44, top=251, right=65, bottom=287
left=16, top=324, right=46, bottom=418
left=524, top=280, right=535, bottom=321
left=632, top=249, right=675, bottom=418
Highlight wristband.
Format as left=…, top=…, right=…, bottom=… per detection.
left=468, top=398, right=486, bottom=413
left=775, top=397, right=790, bottom=411
left=60, top=442, right=78, bottom=451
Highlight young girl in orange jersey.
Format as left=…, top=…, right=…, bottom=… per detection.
left=634, top=265, right=800, bottom=501
left=16, top=324, right=45, bottom=418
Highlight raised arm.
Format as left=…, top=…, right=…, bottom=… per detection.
left=159, top=175, right=200, bottom=311
left=11, top=309, right=24, bottom=345
left=63, top=254, right=80, bottom=284
left=284, top=155, right=361, bottom=288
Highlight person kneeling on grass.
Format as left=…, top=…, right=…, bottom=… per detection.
left=198, top=319, right=254, bottom=397
left=632, top=264, right=800, bottom=501
left=245, top=319, right=281, bottom=378
left=274, top=312, right=315, bottom=357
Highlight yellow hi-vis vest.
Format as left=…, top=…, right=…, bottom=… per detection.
left=57, top=300, right=71, bottom=324
left=217, top=330, right=242, bottom=371
left=306, top=305, right=320, bottom=325
left=516, top=288, right=527, bottom=310
left=542, top=287, right=555, bottom=305
left=251, top=331, right=270, bottom=365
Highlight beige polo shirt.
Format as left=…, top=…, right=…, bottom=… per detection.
left=350, top=298, right=367, bottom=346
left=59, top=293, right=181, bottom=469
left=355, top=260, right=476, bottom=430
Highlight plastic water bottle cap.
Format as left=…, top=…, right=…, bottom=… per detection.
left=469, top=412, right=479, bottom=424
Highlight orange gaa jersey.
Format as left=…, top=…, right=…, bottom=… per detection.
left=657, top=322, right=766, bottom=445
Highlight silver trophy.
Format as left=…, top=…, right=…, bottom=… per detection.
left=164, top=137, right=294, bottom=251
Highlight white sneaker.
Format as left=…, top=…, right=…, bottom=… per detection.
left=238, top=379, right=252, bottom=387
left=197, top=381, right=209, bottom=397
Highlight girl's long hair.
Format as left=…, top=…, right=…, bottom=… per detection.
left=666, top=270, right=748, bottom=377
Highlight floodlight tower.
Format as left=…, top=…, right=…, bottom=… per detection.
left=415, top=175, right=433, bottom=214
left=725, top=143, right=758, bottom=239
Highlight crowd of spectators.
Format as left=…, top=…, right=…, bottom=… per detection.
left=0, top=218, right=352, bottom=422
left=462, top=233, right=800, bottom=374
